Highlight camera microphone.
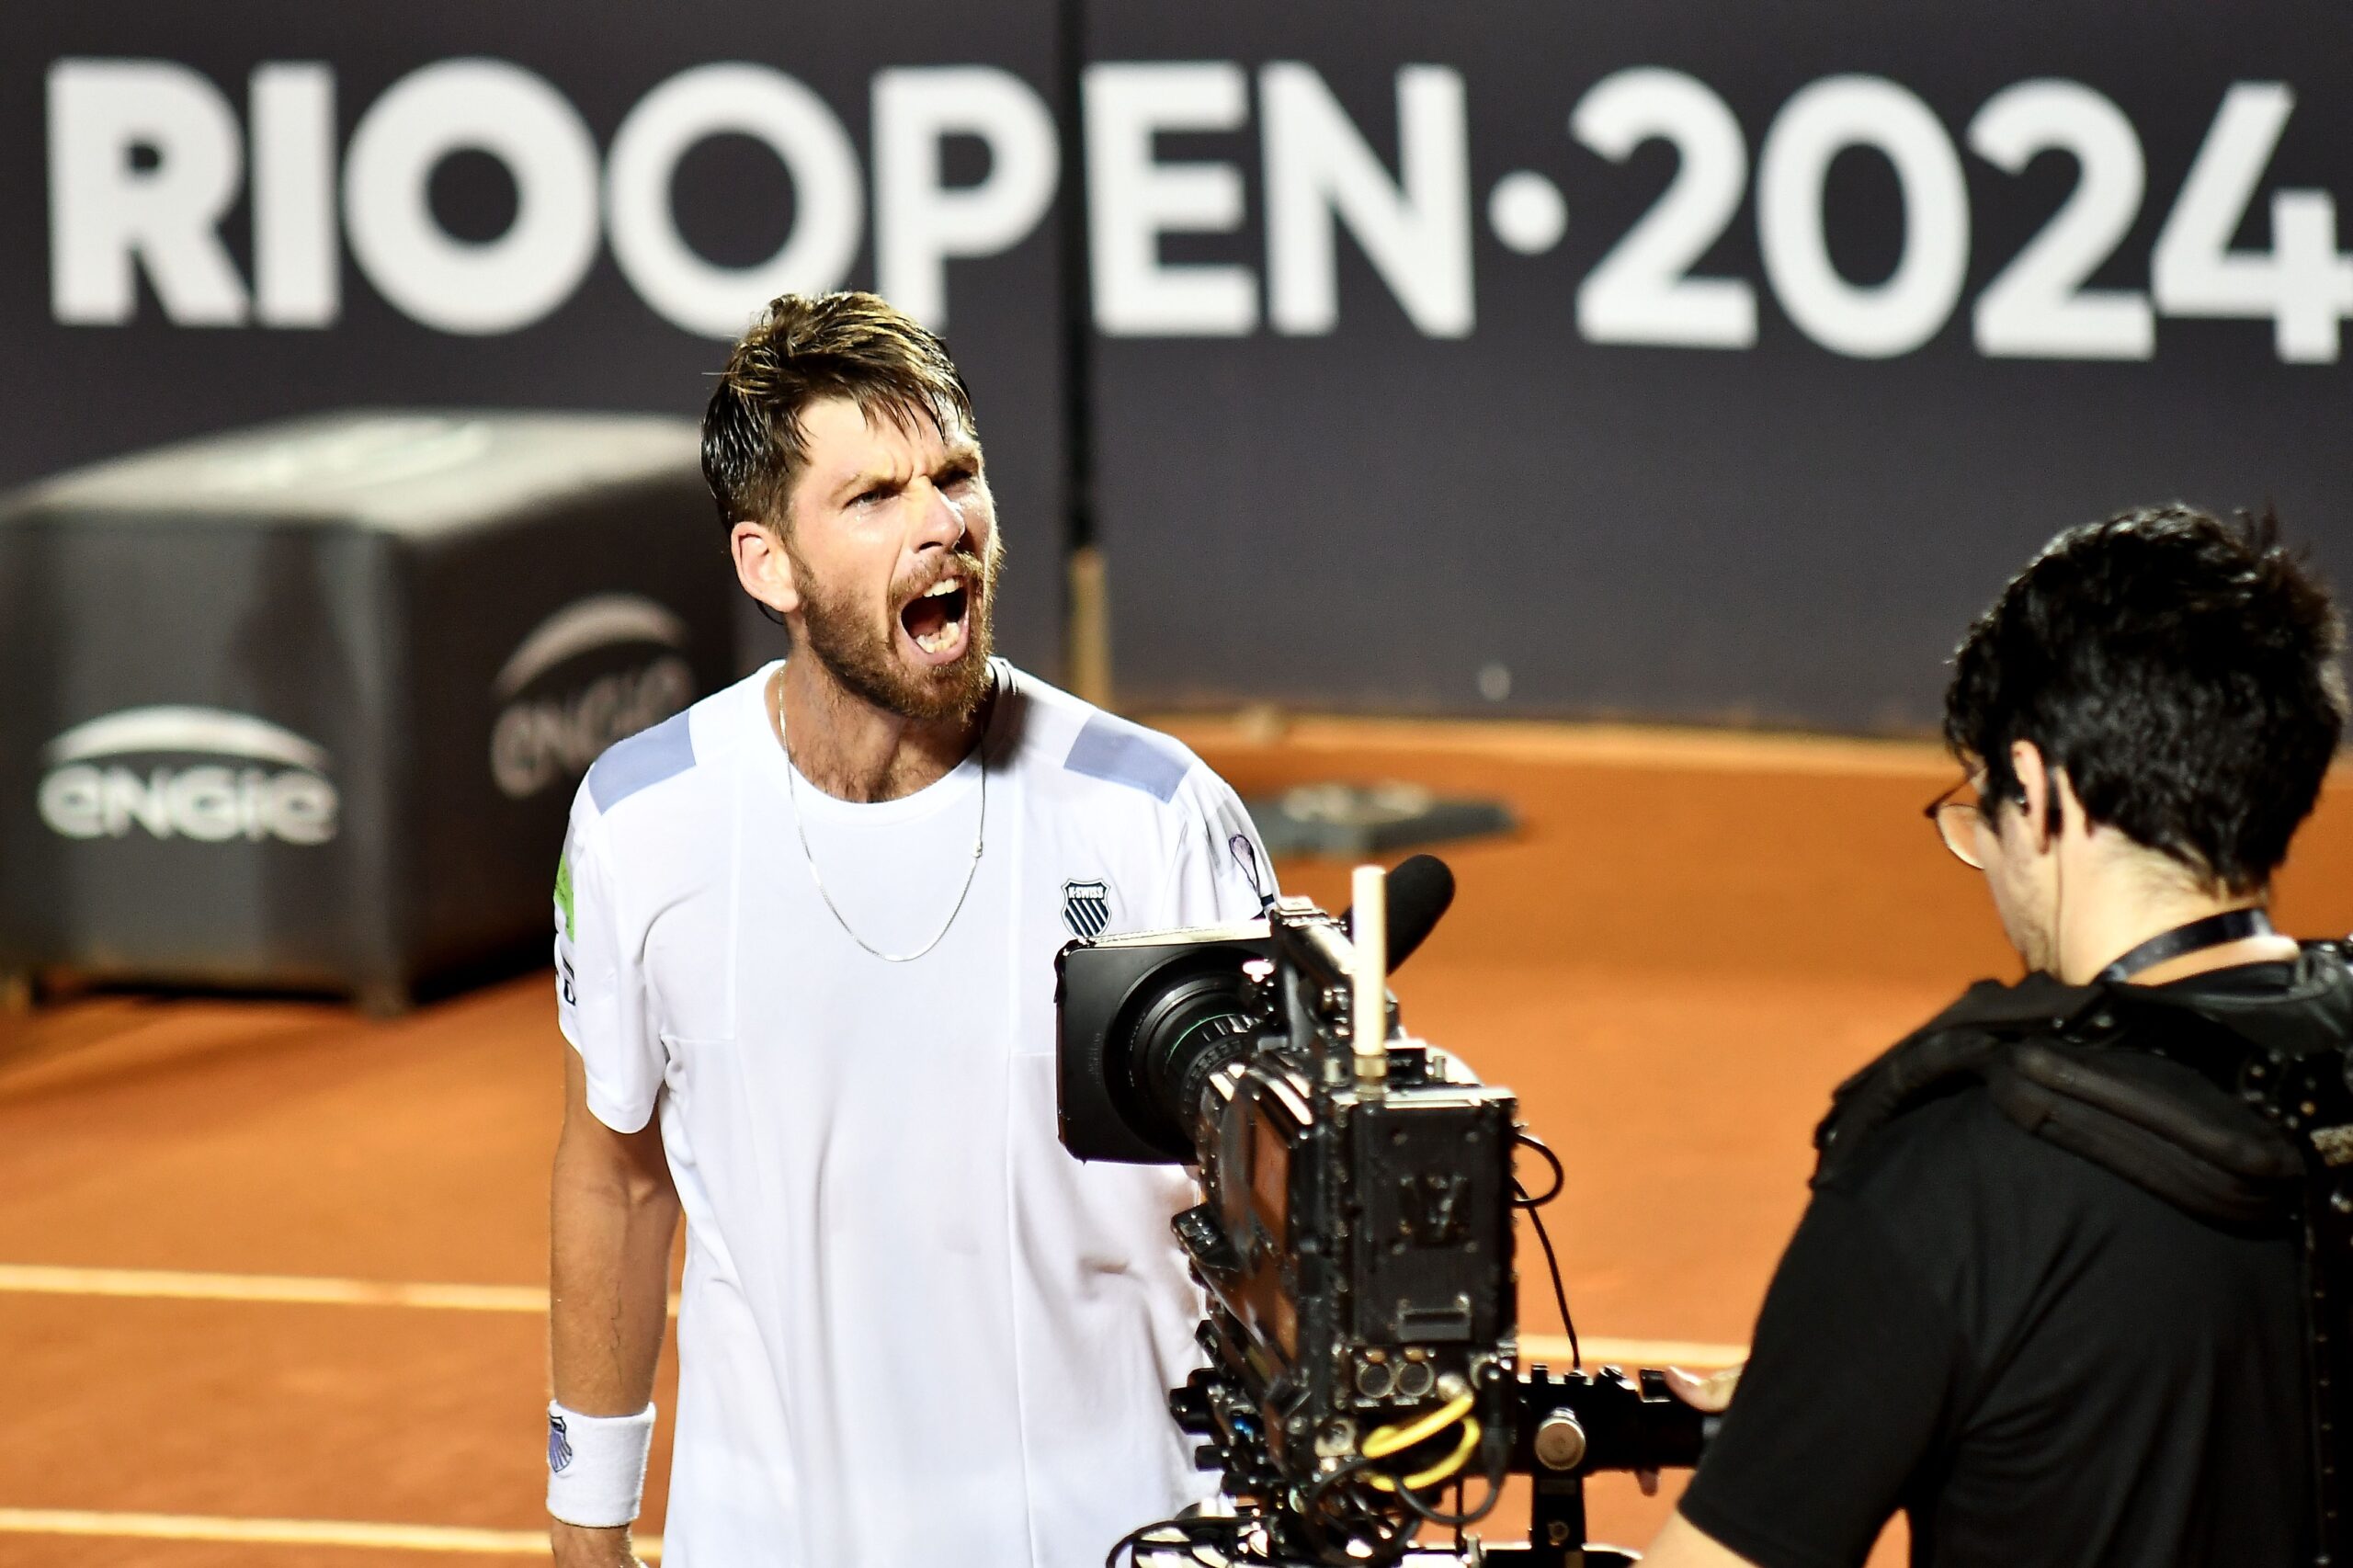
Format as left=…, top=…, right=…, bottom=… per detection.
left=1346, top=853, right=1456, bottom=970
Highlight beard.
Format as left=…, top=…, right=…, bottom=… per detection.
left=790, top=538, right=1001, bottom=723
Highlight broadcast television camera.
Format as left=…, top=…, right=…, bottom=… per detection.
left=1056, top=857, right=1711, bottom=1567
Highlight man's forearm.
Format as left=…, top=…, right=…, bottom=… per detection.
left=549, top=1131, right=678, bottom=1413
left=546, top=1055, right=676, bottom=1568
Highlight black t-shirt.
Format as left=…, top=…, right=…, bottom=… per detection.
left=1678, top=964, right=2313, bottom=1568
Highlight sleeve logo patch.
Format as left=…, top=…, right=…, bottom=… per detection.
left=554, top=851, right=576, bottom=942
left=1062, top=879, right=1112, bottom=939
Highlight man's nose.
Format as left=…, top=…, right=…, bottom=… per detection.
left=906, top=476, right=965, bottom=551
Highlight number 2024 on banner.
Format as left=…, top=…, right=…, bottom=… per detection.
left=1556, top=71, right=2353, bottom=364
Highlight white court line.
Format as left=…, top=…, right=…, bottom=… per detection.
left=0, top=1266, right=1744, bottom=1364
left=1159, top=712, right=1959, bottom=779
left=0, top=1262, right=682, bottom=1315
left=0, top=1262, right=548, bottom=1312
left=0, top=1507, right=661, bottom=1557
left=0, top=1264, right=1739, bottom=1363
left=1528, top=1333, right=1745, bottom=1369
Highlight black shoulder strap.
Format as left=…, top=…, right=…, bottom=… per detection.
left=1821, top=949, right=2353, bottom=1562
left=1987, top=1039, right=2301, bottom=1226
left=1812, top=971, right=2112, bottom=1185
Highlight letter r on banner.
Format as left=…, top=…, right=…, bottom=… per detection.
left=49, top=59, right=250, bottom=325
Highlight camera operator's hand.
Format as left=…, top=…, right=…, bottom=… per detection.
left=1633, top=1364, right=1745, bottom=1496
left=1665, top=1362, right=1744, bottom=1413
left=551, top=1521, right=644, bottom=1568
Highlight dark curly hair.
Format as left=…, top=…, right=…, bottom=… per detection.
left=1944, top=505, right=2346, bottom=892
left=700, top=290, right=974, bottom=534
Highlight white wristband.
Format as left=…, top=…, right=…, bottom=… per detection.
left=546, top=1401, right=655, bottom=1528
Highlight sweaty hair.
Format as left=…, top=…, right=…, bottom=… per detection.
left=1944, top=505, right=2346, bottom=892
left=700, top=290, right=975, bottom=533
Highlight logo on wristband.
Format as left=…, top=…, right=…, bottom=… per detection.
left=548, top=1414, right=574, bottom=1473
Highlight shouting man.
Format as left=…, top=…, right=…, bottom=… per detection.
left=545, top=292, right=1272, bottom=1568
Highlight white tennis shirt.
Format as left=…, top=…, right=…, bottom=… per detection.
left=553, top=660, right=1274, bottom=1568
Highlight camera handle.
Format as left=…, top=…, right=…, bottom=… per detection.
left=1146, top=1361, right=1708, bottom=1567
left=1477, top=1473, right=1627, bottom=1568
left=1479, top=1364, right=1713, bottom=1568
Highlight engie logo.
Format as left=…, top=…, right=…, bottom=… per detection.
left=37, top=706, right=339, bottom=845
left=491, top=594, right=694, bottom=801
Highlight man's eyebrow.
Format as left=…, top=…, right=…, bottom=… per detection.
left=826, top=443, right=979, bottom=505
left=829, top=466, right=904, bottom=505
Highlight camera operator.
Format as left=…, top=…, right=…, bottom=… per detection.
left=1643, top=506, right=2346, bottom=1568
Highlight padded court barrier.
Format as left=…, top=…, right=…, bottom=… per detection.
left=0, top=412, right=733, bottom=1010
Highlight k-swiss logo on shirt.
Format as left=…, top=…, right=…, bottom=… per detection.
left=1062, top=879, right=1113, bottom=939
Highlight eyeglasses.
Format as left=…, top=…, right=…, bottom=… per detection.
left=1924, top=779, right=1992, bottom=869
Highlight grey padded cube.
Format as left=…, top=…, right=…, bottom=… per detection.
left=0, top=411, right=733, bottom=1010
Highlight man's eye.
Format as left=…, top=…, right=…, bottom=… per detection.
left=938, top=466, right=976, bottom=488
left=851, top=487, right=889, bottom=506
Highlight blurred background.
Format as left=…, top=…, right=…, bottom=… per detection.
left=4, top=3, right=2352, bottom=1562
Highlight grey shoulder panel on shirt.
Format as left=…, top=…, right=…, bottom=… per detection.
left=1062, top=713, right=1190, bottom=803
left=587, top=710, right=696, bottom=812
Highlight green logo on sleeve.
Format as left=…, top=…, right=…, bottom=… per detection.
left=554, top=851, right=576, bottom=942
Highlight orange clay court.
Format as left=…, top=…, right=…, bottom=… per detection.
left=6, top=716, right=2352, bottom=1568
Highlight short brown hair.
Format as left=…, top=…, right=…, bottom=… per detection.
left=700, top=290, right=975, bottom=532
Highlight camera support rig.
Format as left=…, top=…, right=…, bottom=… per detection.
left=1505, top=1363, right=1710, bottom=1568
left=1056, top=865, right=1713, bottom=1566
left=1163, top=1352, right=1709, bottom=1568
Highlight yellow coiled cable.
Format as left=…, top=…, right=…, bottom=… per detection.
left=1360, top=1388, right=1481, bottom=1493
left=1364, top=1418, right=1480, bottom=1492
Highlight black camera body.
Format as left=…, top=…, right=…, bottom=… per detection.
left=1060, top=903, right=1518, bottom=1474
left=1056, top=889, right=1705, bottom=1566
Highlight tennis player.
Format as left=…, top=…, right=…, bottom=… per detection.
left=545, top=292, right=1273, bottom=1568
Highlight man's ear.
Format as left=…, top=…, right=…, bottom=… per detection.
left=2046, top=765, right=2088, bottom=846
left=731, top=519, right=801, bottom=619
left=2010, top=739, right=2054, bottom=850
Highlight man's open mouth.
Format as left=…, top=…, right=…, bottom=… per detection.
left=899, top=575, right=972, bottom=661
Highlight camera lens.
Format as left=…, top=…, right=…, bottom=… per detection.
left=1125, top=971, right=1256, bottom=1155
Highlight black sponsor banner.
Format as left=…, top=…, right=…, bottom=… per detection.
left=9, top=6, right=2353, bottom=731
left=1084, top=1, right=2353, bottom=727
left=0, top=1, right=1071, bottom=677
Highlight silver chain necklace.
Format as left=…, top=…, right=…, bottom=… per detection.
left=775, top=679, right=987, bottom=964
